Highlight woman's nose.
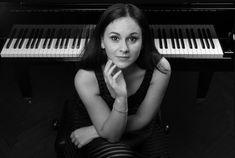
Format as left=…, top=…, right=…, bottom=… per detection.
left=120, top=41, right=129, bottom=53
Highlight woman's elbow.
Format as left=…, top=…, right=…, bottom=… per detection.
left=107, top=137, right=121, bottom=143
left=99, top=130, right=122, bottom=143
left=102, top=134, right=122, bottom=143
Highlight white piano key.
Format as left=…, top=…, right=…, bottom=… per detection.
left=209, top=25, right=223, bottom=58
left=179, top=25, right=188, bottom=58
left=181, top=25, right=192, bottom=58
left=37, top=38, right=46, bottom=57
left=159, top=26, right=166, bottom=56
left=9, top=38, right=18, bottom=57
left=78, top=38, right=86, bottom=57
left=165, top=25, right=173, bottom=57
left=18, top=38, right=27, bottom=57
left=1, top=38, right=10, bottom=57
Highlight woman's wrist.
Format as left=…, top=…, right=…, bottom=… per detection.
left=116, top=96, right=127, bottom=103
left=113, top=96, right=128, bottom=113
left=90, top=126, right=99, bottom=138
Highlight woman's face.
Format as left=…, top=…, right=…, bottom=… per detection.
left=101, top=16, right=142, bottom=69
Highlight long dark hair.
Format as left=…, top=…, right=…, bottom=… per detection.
left=80, top=3, right=162, bottom=70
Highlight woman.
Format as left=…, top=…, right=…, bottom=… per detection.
left=68, top=3, right=171, bottom=158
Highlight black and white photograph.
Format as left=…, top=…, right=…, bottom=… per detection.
left=0, top=0, right=234, bottom=158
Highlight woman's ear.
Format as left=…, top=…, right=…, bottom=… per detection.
left=101, top=43, right=105, bottom=49
left=101, top=37, right=105, bottom=49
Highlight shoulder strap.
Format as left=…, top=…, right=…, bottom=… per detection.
left=94, top=66, right=106, bottom=96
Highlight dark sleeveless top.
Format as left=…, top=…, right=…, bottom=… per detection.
left=71, top=66, right=168, bottom=156
left=95, top=66, right=153, bottom=115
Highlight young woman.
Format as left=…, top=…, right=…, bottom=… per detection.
left=68, top=3, right=171, bottom=158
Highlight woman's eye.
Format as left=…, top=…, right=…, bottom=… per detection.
left=129, top=37, right=138, bottom=42
left=110, top=36, right=119, bottom=41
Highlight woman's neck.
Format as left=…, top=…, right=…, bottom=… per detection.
left=121, top=63, right=139, bottom=78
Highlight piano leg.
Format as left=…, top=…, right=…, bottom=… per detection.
left=196, top=71, right=214, bottom=100
left=14, top=63, right=32, bottom=103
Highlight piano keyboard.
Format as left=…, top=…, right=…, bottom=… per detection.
left=0, top=24, right=223, bottom=58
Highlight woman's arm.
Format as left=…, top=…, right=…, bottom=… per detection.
left=126, top=57, right=171, bottom=132
left=74, top=68, right=128, bottom=143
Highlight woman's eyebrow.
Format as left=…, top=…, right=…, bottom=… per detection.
left=129, top=32, right=140, bottom=35
left=109, top=32, right=120, bottom=35
left=108, top=32, right=140, bottom=36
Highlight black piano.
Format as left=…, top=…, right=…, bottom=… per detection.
left=0, top=0, right=234, bottom=100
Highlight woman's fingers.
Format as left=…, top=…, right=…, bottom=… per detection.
left=113, top=70, right=122, bottom=80
left=77, top=143, right=83, bottom=148
left=108, top=64, right=117, bottom=77
left=70, top=133, right=75, bottom=142
left=104, top=59, right=113, bottom=74
left=70, top=132, right=80, bottom=146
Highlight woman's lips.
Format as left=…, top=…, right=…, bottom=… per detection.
left=116, top=56, right=129, bottom=60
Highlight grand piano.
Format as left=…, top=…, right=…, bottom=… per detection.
left=0, top=0, right=234, bottom=101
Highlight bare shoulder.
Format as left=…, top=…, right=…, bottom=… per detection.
left=151, top=57, right=171, bottom=83
left=74, top=69, right=99, bottom=95
left=74, top=69, right=95, bottom=83
left=156, top=57, right=171, bottom=75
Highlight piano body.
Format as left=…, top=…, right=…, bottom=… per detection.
left=0, top=0, right=234, bottom=100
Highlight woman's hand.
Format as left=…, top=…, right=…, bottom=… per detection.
left=70, top=126, right=99, bottom=148
left=104, top=59, right=127, bottom=98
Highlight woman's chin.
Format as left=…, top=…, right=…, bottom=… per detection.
left=113, top=62, right=128, bottom=69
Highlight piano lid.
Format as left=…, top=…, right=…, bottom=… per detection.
left=20, top=0, right=235, bottom=6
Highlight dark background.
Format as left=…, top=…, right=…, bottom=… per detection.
left=0, top=0, right=234, bottom=4
left=0, top=0, right=234, bottom=157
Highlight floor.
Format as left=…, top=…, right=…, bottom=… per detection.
left=0, top=61, right=234, bottom=158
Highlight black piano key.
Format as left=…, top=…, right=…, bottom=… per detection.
left=190, top=29, right=198, bottom=49
left=77, top=29, right=83, bottom=49
left=43, top=28, right=51, bottom=49
left=35, top=28, right=44, bottom=49
left=84, top=27, right=90, bottom=46
left=174, top=28, right=180, bottom=49
left=64, top=29, right=71, bottom=49
left=158, top=28, right=163, bottom=49
left=13, top=28, right=24, bottom=49
left=206, top=28, right=215, bottom=49
left=202, top=28, right=210, bottom=49
left=186, top=28, right=192, bottom=49
left=153, top=26, right=157, bottom=38
left=48, top=29, right=55, bottom=49
left=6, top=28, right=17, bottom=49
left=60, top=29, right=66, bottom=49
left=197, top=28, right=205, bottom=49
left=91, top=25, right=95, bottom=37
left=26, top=29, right=36, bottom=49
left=152, top=26, right=157, bottom=47
left=170, top=29, right=175, bottom=49
left=30, top=28, right=39, bottom=49
left=72, top=29, right=78, bottom=49
left=178, top=29, right=185, bottom=49
left=19, top=28, right=28, bottom=49
left=55, top=29, right=63, bottom=49
left=162, top=29, right=168, bottom=49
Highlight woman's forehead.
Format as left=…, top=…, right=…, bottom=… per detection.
left=105, top=17, right=141, bottom=35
